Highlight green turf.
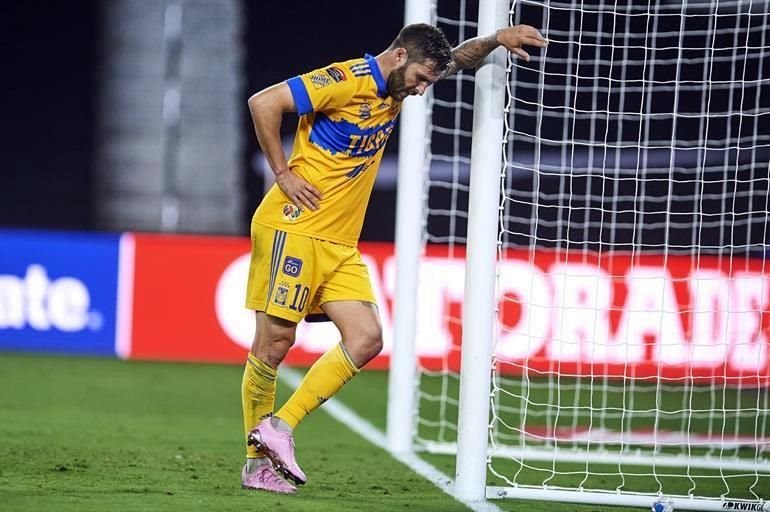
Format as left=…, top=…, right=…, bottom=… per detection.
left=1, top=353, right=768, bottom=512
left=0, top=353, right=462, bottom=512
left=343, top=371, right=770, bottom=512
left=338, top=371, right=639, bottom=512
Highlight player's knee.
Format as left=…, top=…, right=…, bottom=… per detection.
left=372, top=331, right=384, bottom=356
left=253, top=323, right=296, bottom=367
left=362, top=327, right=384, bottom=360
left=263, top=332, right=294, bottom=366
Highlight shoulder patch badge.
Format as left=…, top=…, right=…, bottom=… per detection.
left=326, top=66, right=346, bottom=82
left=310, top=72, right=332, bottom=89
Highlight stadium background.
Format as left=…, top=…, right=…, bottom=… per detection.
left=1, top=1, right=768, bottom=511
left=0, top=3, right=487, bottom=511
left=1, top=0, right=407, bottom=237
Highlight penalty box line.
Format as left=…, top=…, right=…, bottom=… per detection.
left=279, top=368, right=502, bottom=512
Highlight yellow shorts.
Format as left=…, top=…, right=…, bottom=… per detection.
left=245, top=223, right=376, bottom=323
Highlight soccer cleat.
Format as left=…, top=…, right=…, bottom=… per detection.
left=247, top=418, right=307, bottom=485
left=241, top=463, right=297, bottom=494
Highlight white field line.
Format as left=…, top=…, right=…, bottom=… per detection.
left=279, top=368, right=502, bottom=512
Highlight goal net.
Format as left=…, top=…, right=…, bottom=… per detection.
left=413, top=0, right=770, bottom=508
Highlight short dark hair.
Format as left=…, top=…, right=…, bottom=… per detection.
left=389, top=23, right=452, bottom=72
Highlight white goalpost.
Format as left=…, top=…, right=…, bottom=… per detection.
left=454, top=0, right=508, bottom=501
left=390, top=0, right=770, bottom=510
left=387, top=0, right=433, bottom=456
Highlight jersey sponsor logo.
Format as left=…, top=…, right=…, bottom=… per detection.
left=358, top=102, right=371, bottom=120
left=282, top=204, right=301, bottom=222
left=309, top=113, right=396, bottom=157
left=282, top=256, right=303, bottom=277
left=326, top=66, right=345, bottom=82
left=310, top=72, right=332, bottom=89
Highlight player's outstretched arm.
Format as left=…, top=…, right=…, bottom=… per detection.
left=440, top=24, right=547, bottom=79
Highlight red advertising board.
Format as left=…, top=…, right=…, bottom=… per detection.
left=127, top=232, right=770, bottom=384
left=490, top=249, right=770, bottom=384
left=128, top=233, right=251, bottom=363
left=127, top=233, right=396, bottom=368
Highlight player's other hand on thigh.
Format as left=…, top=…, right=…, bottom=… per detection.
left=496, top=25, right=548, bottom=62
left=276, top=169, right=322, bottom=212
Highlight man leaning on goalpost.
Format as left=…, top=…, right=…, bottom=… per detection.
left=241, top=22, right=547, bottom=493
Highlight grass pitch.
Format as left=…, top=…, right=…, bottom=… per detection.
left=0, top=354, right=456, bottom=512
left=1, top=353, right=767, bottom=512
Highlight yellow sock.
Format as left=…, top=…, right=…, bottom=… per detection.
left=242, top=353, right=277, bottom=458
left=276, top=342, right=359, bottom=429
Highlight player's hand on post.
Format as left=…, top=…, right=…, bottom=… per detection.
left=275, top=168, right=322, bottom=211
left=495, top=24, right=547, bottom=62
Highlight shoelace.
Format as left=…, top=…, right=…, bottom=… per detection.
left=260, top=467, right=278, bottom=483
left=259, top=467, right=290, bottom=488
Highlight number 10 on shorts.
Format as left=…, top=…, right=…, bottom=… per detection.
left=288, top=284, right=309, bottom=312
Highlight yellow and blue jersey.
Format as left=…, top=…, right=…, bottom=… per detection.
left=252, top=54, right=401, bottom=247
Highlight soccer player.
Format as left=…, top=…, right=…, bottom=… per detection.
left=241, top=23, right=547, bottom=493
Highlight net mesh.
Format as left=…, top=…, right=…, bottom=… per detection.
left=415, top=0, right=770, bottom=504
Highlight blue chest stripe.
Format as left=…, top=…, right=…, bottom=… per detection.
left=309, top=113, right=396, bottom=158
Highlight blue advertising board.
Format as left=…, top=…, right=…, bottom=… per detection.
left=0, top=230, right=121, bottom=356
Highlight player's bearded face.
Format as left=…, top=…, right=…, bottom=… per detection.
left=387, top=64, right=411, bottom=101
left=387, top=60, right=438, bottom=101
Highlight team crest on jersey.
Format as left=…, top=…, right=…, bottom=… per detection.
left=282, top=204, right=301, bottom=221
left=310, top=72, right=332, bottom=89
left=359, top=102, right=372, bottom=120
left=326, top=66, right=345, bottom=82
left=274, top=282, right=289, bottom=306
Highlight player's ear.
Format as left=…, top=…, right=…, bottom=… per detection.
left=394, top=47, right=408, bottom=65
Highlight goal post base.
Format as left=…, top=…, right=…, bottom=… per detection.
left=486, top=487, right=770, bottom=512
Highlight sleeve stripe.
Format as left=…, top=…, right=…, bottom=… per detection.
left=286, top=76, right=313, bottom=115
